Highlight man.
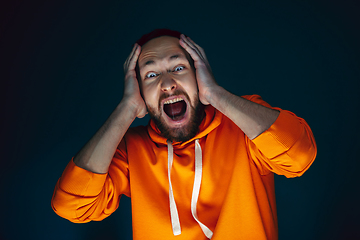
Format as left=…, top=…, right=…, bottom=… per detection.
left=51, top=29, right=317, bottom=239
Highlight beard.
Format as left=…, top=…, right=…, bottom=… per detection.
left=147, top=90, right=205, bottom=143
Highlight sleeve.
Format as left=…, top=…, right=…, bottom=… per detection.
left=51, top=139, right=130, bottom=223
left=244, top=95, right=317, bottom=178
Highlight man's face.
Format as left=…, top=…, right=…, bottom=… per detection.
left=138, top=36, right=204, bottom=142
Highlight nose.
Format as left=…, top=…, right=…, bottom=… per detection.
left=160, top=73, right=177, bottom=92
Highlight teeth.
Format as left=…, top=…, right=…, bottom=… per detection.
left=164, top=97, right=183, bottom=105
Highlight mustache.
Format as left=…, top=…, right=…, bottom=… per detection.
left=158, top=89, right=191, bottom=108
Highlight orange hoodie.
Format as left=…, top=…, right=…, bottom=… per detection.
left=51, top=95, right=316, bottom=239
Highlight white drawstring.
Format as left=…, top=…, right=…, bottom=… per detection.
left=191, top=139, right=213, bottom=239
left=167, top=140, right=181, bottom=235
left=167, top=139, right=213, bottom=239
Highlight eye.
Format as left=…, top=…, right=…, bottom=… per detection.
left=145, top=72, right=158, bottom=79
left=173, top=66, right=185, bottom=72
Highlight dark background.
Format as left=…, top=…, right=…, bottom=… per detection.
left=1, top=0, right=359, bottom=239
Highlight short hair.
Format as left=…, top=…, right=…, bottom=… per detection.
left=135, top=28, right=194, bottom=83
left=136, top=29, right=184, bottom=46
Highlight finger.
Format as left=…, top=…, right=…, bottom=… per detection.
left=181, top=35, right=207, bottom=63
left=179, top=35, right=202, bottom=61
left=124, top=44, right=137, bottom=67
left=186, top=37, right=207, bottom=61
left=124, top=44, right=139, bottom=70
left=127, top=44, right=141, bottom=71
left=125, top=44, right=139, bottom=68
left=181, top=35, right=213, bottom=73
left=186, top=36, right=200, bottom=49
left=186, top=36, right=207, bottom=60
left=180, top=35, right=200, bottom=55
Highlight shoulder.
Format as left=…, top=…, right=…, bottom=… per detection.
left=117, top=125, right=152, bottom=153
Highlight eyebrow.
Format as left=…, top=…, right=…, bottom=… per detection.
left=142, top=54, right=184, bottom=67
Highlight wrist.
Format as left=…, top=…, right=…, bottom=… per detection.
left=117, top=98, right=139, bottom=121
left=120, top=95, right=147, bottom=119
left=204, top=84, right=223, bottom=106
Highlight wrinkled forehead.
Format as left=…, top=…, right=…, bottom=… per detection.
left=138, top=36, right=189, bottom=69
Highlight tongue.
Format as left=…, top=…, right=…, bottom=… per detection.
left=164, top=101, right=186, bottom=119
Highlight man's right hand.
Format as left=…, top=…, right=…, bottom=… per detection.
left=73, top=44, right=147, bottom=174
left=123, top=43, right=147, bottom=119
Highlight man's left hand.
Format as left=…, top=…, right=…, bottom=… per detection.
left=179, top=34, right=218, bottom=105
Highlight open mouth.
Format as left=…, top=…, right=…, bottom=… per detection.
left=163, top=97, right=187, bottom=121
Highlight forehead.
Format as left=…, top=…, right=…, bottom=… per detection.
left=138, top=36, right=187, bottom=68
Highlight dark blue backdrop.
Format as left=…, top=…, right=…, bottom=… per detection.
left=1, top=0, right=359, bottom=239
